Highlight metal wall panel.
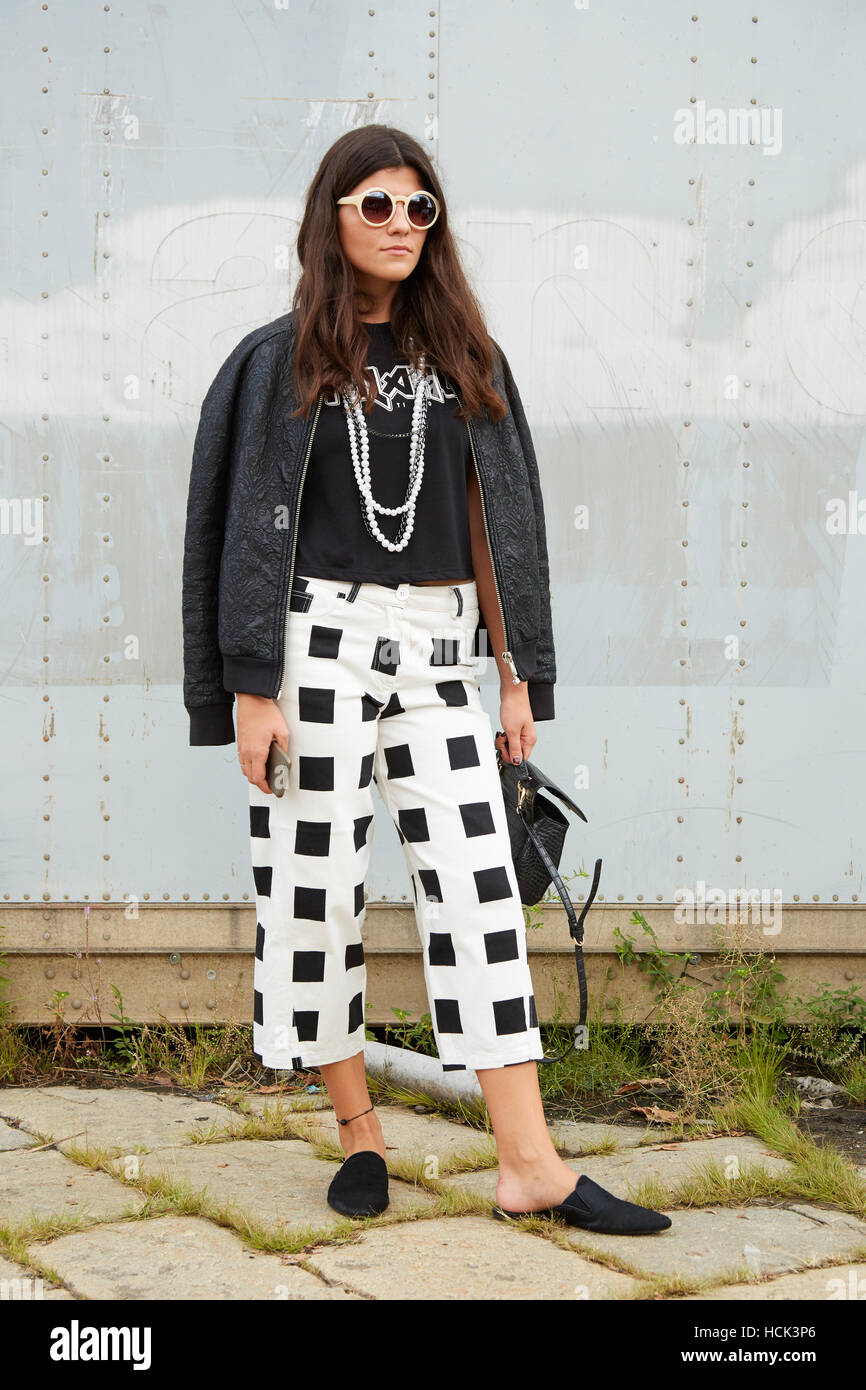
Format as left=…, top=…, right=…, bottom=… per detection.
left=2, top=0, right=865, bottom=923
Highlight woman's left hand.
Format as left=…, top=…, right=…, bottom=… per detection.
left=494, top=686, right=537, bottom=766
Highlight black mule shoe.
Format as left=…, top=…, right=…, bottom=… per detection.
left=491, top=1173, right=671, bottom=1235
left=326, top=1150, right=390, bottom=1217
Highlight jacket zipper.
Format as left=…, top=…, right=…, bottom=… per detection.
left=463, top=410, right=522, bottom=685
left=276, top=396, right=322, bottom=698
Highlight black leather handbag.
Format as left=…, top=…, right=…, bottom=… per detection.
left=495, top=747, right=602, bottom=1065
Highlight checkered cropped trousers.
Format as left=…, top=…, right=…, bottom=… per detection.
left=248, top=572, right=544, bottom=1073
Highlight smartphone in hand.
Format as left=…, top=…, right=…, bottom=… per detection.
left=266, top=740, right=291, bottom=796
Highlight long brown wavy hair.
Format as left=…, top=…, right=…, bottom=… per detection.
left=287, top=124, right=508, bottom=424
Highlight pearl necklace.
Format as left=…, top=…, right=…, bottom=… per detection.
left=341, top=354, right=430, bottom=552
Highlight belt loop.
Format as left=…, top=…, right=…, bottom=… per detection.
left=451, top=584, right=463, bottom=619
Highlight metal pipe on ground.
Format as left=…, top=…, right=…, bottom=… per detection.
left=364, top=1040, right=484, bottom=1106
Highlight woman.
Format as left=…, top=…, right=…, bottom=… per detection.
left=182, top=125, right=670, bottom=1236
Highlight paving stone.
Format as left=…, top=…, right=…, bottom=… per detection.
left=28, top=1214, right=362, bottom=1300
left=104, top=1139, right=438, bottom=1232
left=0, top=1253, right=74, bottom=1300
left=299, top=1103, right=495, bottom=1171
left=219, top=1090, right=333, bottom=1117
left=558, top=1203, right=866, bottom=1281
left=439, top=1136, right=793, bottom=1203
left=0, top=1149, right=145, bottom=1225
left=686, top=1261, right=866, bottom=1299
left=304, top=1214, right=642, bottom=1299
left=0, top=1119, right=38, bottom=1153
left=548, top=1120, right=651, bottom=1154
left=0, top=1086, right=240, bottom=1156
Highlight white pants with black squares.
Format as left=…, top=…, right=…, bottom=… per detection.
left=248, top=572, right=545, bottom=1074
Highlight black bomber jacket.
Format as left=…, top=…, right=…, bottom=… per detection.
left=181, top=309, right=557, bottom=745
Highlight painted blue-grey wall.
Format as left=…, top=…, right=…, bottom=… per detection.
left=2, top=0, right=865, bottom=912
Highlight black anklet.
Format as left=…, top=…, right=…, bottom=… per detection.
left=336, top=1103, right=374, bottom=1127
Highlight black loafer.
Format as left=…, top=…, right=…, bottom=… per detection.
left=326, top=1150, right=389, bottom=1217
left=491, top=1173, right=672, bottom=1235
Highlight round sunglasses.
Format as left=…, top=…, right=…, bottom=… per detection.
left=336, top=187, right=440, bottom=230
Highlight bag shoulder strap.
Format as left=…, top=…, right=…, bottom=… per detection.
left=521, top=811, right=603, bottom=1064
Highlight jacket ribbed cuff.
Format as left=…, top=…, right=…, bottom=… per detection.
left=188, top=701, right=236, bottom=746
left=527, top=679, right=555, bottom=722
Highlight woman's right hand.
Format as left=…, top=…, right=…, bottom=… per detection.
left=236, top=693, right=290, bottom=793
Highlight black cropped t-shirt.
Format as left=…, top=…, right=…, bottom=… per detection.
left=293, top=320, right=475, bottom=585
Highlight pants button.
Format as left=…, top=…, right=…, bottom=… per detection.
left=396, top=583, right=409, bottom=599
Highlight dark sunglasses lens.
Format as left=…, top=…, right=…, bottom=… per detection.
left=360, top=190, right=393, bottom=224
left=408, top=193, right=437, bottom=227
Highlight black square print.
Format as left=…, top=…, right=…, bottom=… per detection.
left=298, top=686, right=335, bottom=723
left=255, top=921, right=265, bottom=961
left=493, top=997, right=527, bottom=1035
left=253, top=989, right=263, bottom=1025
left=435, top=679, right=468, bottom=707
left=345, top=941, right=365, bottom=970
left=348, top=991, right=364, bottom=1033
left=295, top=820, right=331, bottom=856
left=294, top=885, right=326, bottom=921
left=292, top=951, right=326, bottom=982
left=353, top=813, right=374, bottom=851
left=250, top=805, right=270, bottom=838
left=418, top=868, right=442, bottom=902
left=361, top=692, right=384, bottom=721
left=430, top=636, right=460, bottom=666
left=459, top=801, right=495, bottom=837
left=474, top=865, right=513, bottom=903
left=372, top=635, right=400, bottom=676
left=309, top=624, right=342, bottom=658
left=383, top=742, right=414, bottom=779
left=378, top=691, right=404, bottom=719
left=434, top=998, right=463, bottom=1033
left=397, top=806, right=429, bottom=842
left=293, top=1009, right=319, bottom=1042
left=484, top=928, right=520, bottom=964
left=252, top=864, right=272, bottom=898
left=446, top=734, right=480, bottom=771
left=299, top=755, right=334, bottom=791
left=428, top=932, right=456, bottom=967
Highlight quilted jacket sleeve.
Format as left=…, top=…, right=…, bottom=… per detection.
left=491, top=340, right=557, bottom=721
left=181, top=344, right=255, bottom=747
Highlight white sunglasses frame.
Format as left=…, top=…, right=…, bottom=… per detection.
left=336, top=187, right=441, bottom=230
